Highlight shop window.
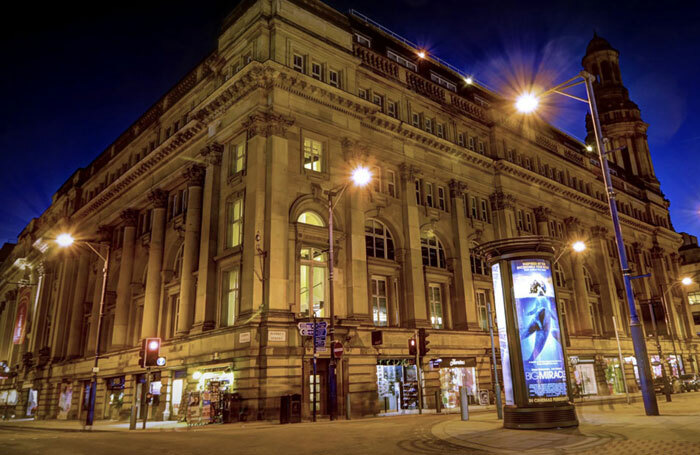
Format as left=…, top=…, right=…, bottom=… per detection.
left=226, top=196, right=244, bottom=249
left=229, top=142, right=246, bottom=176
left=475, top=290, right=490, bottom=331
left=688, top=291, right=700, bottom=305
left=300, top=247, right=327, bottom=316
left=421, top=234, right=446, bottom=269
left=297, top=211, right=324, bottom=226
left=221, top=268, right=240, bottom=326
left=365, top=219, right=395, bottom=260
left=371, top=276, right=389, bottom=327
left=439, top=363, right=478, bottom=407
left=303, top=138, right=324, bottom=173
left=428, top=284, right=444, bottom=329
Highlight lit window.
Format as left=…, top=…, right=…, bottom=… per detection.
left=311, top=62, right=322, bottom=80
left=329, top=70, right=340, bottom=88
left=226, top=196, right=244, bottom=248
left=421, top=234, right=446, bottom=268
left=300, top=248, right=327, bottom=316
left=688, top=291, right=700, bottom=305
left=229, top=143, right=246, bottom=176
left=297, top=211, right=324, bottom=226
left=365, top=219, right=395, bottom=260
left=221, top=268, right=240, bottom=327
left=303, top=138, right=324, bottom=172
left=371, top=276, right=389, bottom=327
left=293, top=54, right=304, bottom=73
left=429, top=284, right=444, bottom=329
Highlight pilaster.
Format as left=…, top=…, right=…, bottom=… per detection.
left=112, top=209, right=138, bottom=348
left=141, top=189, right=168, bottom=338
left=448, top=180, right=478, bottom=330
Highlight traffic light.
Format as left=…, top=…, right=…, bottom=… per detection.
left=140, top=338, right=161, bottom=368
left=408, top=336, right=417, bottom=356
left=418, top=328, right=430, bottom=357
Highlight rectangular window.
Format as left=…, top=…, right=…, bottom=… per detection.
left=303, top=138, right=324, bottom=172
left=468, top=137, right=476, bottom=151
left=311, top=62, right=322, bottom=80
left=387, top=50, right=417, bottom=71
left=229, top=142, right=246, bottom=176
left=437, top=186, right=446, bottom=211
left=516, top=210, right=524, bottom=231
left=221, top=268, right=240, bottom=327
left=415, top=179, right=421, bottom=205
left=429, top=72, right=457, bottom=91
left=226, top=196, right=244, bottom=249
left=387, top=170, right=396, bottom=197
left=329, top=70, right=340, bottom=88
left=425, top=182, right=434, bottom=207
left=387, top=101, right=397, bottom=118
left=411, top=112, right=421, bottom=127
left=428, top=284, right=444, bottom=329
left=470, top=196, right=478, bottom=219
left=300, top=248, right=327, bottom=316
left=475, top=290, right=490, bottom=331
left=372, top=167, right=381, bottom=193
left=478, top=141, right=485, bottom=154
left=436, top=123, right=444, bottom=138
left=457, top=133, right=465, bottom=147
left=293, top=54, right=304, bottom=73
left=424, top=118, right=433, bottom=134
left=371, top=276, right=388, bottom=327
left=358, top=88, right=368, bottom=100
left=525, top=212, right=533, bottom=232
left=355, top=33, right=371, bottom=46
left=480, top=199, right=489, bottom=222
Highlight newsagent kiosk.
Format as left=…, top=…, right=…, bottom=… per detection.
left=478, top=236, right=578, bottom=429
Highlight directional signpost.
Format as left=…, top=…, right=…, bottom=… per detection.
left=298, top=318, right=327, bottom=421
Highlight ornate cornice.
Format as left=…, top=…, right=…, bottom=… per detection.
left=120, top=209, right=139, bottom=227
left=489, top=190, right=516, bottom=211
left=242, top=111, right=295, bottom=139
left=148, top=189, right=168, bottom=209
left=183, top=164, right=206, bottom=187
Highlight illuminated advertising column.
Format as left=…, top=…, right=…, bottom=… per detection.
left=482, top=237, right=578, bottom=429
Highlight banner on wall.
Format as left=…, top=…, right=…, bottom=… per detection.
left=491, top=263, right=514, bottom=406
left=511, top=259, right=568, bottom=404
left=13, top=287, right=31, bottom=344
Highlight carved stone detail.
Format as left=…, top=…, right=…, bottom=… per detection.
left=148, top=189, right=168, bottom=209
left=95, top=225, right=114, bottom=243
left=489, top=190, right=516, bottom=211
left=242, top=111, right=295, bottom=139
left=120, top=209, right=139, bottom=227
left=183, top=164, right=206, bottom=187
left=448, top=179, right=468, bottom=198
left=201, top=142, right=223, bottom=166
left=534, top=206, right=551, bottom=223
left=398, top=163, right=421, bottom=182
left=650, top=245, right=665, bottom=259
left=341, top=137, right=370, bottom=162
left=590, top=225, right=608, bottom=239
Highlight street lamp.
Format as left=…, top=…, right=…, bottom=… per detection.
left=516, top=71, right=660, bottom=416
left=56, top=233, right=111, bottom=428
left=326, top=165, right=371, bottom=421
left=658, top=276, right=696, bottom=376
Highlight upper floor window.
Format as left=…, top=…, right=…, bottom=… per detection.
left=329, top=70, right=340, bottom=88
left=424, top=118, right=433, bottom=134
left=221, top=268, right=240, bottom=327
left=174, top=244, right=184, bottom=279
left=411, top=112, right=421, bottom=128
left=421, top=234, right=446, bottom=268
left=457, top=133, right=465, bottom=147
left=583, top=267, right=593, bottom=293
left=470, top=255, right=490, bottom=276
left=226, top=196, right=244, bottom=249
left=429, top=72, right=457, bottom=91
left=365, top=219, right=395, bottom=260
left=303, top=138, right=324, bottom=172
left=425, top=182, right=434, bottom=207
left=387, top=49, right=417, bottom=71
left=688, top=291, right=700, bottom=305
left=554, top=263, right=566, bottom=288
left=468, top=137, right=476, bottom=151
left=436, top=123, right=444, bottom=138
left=297, top=211, right=324, bottom=226
left=355, top=33, right=371, bottom=47
left=311, top=62, right=322, bottom=81
left=229, top=142, right=246, bottom=176
left=293, top=54, right=305, bottom=73
left=478, top=141, right=485, bottom=154
left=437, top=186, right=447, bottom=211
left=358, top=88, right=368, bottom=100
left=470, top=196, right=478, bottom=219
left=300, top=247, right=327, bottom=316
left=428, top=284, right=444, bottom=329
left=387, top=101, right=397, bottom=118
left=480, top=199, right=489, bottom=222
left=386, top=170, right=397, bottom=198
left=371, top=276, right=389, bottom=327
left=372, top=93, right=384, bottom=109
left=415, top=179, right=421, bottom=205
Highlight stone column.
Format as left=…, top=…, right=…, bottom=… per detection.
left=534, top=207, right=551, bottom=237
left=398, top=163, right=428, bottom=327
left=141, top=189, right=168, bottom=339
left=448, top=180, right=478, bottom=330
left=590, top=226, right=623, bottom=336
left=176, top=165, right=205, bottom=335
left=86, top=258, right=103, bottom=355
left=489, top=190, right=517, bottom=239
left=29, top=262, right=51, bottom=355
left=50, top=255, right=77, bottom=360
left=112, top=209, right=138, bottom=348
left=66, top=252, right=91, bottom=358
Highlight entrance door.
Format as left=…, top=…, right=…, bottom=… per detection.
left=309, top=359, right=329, bottom=416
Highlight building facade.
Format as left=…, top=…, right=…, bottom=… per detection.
left=1, top=0, right=698, bottom=422
left=680, top=233, right=700, bottom=337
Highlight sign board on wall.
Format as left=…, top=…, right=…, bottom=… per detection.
left=238, top=332, right=251, bottom=343
left=511, top=259, right=568, bottom=404
left=13, top=287, right=31, bottom=344
left=268, top=330, right=286, bottom=342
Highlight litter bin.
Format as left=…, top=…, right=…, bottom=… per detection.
left=280, top=394, right=302, bottom=424
left=223, top=393, right=242, bottom=424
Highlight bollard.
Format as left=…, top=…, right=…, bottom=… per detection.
left=459, top=386, right=469, bottom=421
left=435, top=391, right=441, bottom=414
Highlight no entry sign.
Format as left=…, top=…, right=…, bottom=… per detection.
left=333, top=342, right=344, bottom=359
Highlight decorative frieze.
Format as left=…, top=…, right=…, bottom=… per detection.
left=242, top=111, right=295, bottom=139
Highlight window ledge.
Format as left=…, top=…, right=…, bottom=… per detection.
left=215, top=246, right=243, bottom=262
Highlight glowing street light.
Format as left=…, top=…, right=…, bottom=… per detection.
left=417, top=50, right=426, bottom=59
left=515, top=92, right=539, bottom=113
left=56, top=233, right=75, bottom=248
left=350, top=166, right=372, bottom=187
left=586, top=145, right=594, bottom=152
left=572, top=241, right=587, bottom=253
left=681, top=277, right=693, bottom=286
left=464, top=76, right=473, bottom=85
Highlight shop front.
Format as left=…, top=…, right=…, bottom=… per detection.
left=375, top=359, right=418, bottom=414
left=603, top=357, right=625, bottom=395
left=431, top=357, right=478, bottom=408
left=570, top=357, right=598, bottom=396
left=57, top=382, right=73, bottom=420
left=103, top=376, right=125, bottom=420
left=650, top=355, right=683, bottom=378
left=186, top=364, right=235, bottom=425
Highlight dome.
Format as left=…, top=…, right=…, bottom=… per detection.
left=586, top=32, right=617, bottom=55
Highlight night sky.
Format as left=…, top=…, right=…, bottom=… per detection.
left=1, top=0, right=699, bottom=244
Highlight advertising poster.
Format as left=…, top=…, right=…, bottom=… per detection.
left=511, top=259, right=568, bottom=403
left=57, top=383, right=73, bottom=420
left=491, top=263, right=514, bottom=405
left=13, top=287, right=31, bottom=344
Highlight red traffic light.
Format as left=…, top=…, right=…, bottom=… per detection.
left=148, top=339, right=160, bottom=351
left=140, top=337, right=162, bottom=368
left=408, top=337, right=417, bottom=356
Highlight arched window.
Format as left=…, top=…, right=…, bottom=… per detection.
left=300, top=247, right=327, bottom=316
left=174, top=244, right=184, bottom=279
left=365, top=219, right=395, bottom=260
left=554, top=263, right=566, bottom=288
left=601, top=61, right=613, bottom=83
left=421, top=233, right=446, bottom=268
left=297, top=211, right=324, bottom=226
left=583, top=267, right=593, bottom=293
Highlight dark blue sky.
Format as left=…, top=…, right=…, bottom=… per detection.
left=1, top=1, right=698, bottom=244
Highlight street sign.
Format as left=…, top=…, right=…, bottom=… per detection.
left=333, top=342, right=344, bottom=359
left=298, top=321, right=327, bottom=330
left=314, top=335, right=326, bottom=349
left=300, top=327, right=327, bottom=336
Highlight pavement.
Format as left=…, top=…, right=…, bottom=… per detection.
left=1, top=392, right=699, bottom=454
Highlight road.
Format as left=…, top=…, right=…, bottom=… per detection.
left=2, top=392, right=700, bottom=455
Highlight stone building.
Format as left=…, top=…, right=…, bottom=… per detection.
left=0, top=0, right=697, bottom=422
left=679, top=233, right=700, bottom=337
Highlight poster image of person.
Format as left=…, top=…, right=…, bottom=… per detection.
left=511, top=259, right=568, bottom=403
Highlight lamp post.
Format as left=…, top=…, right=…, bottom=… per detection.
left=326, top=166, right=371, bottom=421
left=56, top=233, right=111, bottom=428
left=658, top=276, right=696, bottom=376
left=516, top=71, right=659, bottom=416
